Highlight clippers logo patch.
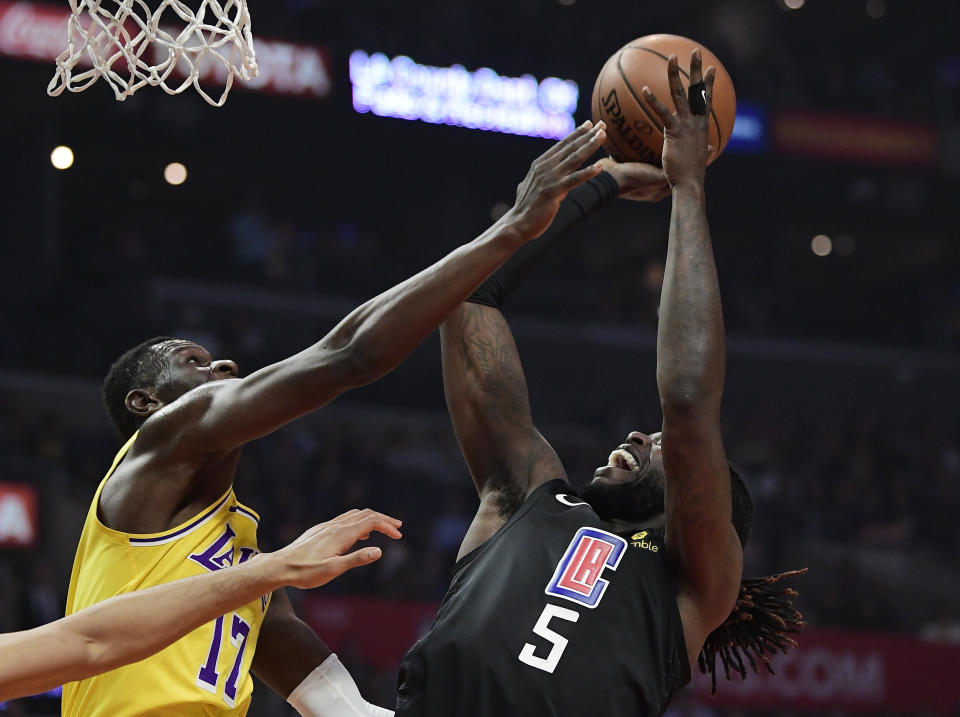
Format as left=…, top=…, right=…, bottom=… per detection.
left=545, top=527, right=627, bottom=608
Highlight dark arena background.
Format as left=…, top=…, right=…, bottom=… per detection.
left=2, top=0, right=959, bottom=714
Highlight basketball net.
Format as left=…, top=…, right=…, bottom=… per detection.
left=47, top=0, right=258, bottom=107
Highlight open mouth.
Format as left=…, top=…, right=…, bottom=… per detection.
left=607, top=444, right=642, bottom=472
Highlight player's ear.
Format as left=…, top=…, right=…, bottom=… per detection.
left=126, top=388, right=163, bottom=419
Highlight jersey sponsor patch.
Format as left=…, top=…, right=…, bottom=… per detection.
left=545, top=526, right=627, bottom=608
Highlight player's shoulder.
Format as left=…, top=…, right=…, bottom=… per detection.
left=508, top=479, right=606, bottom=530
left=136, top=381, right=227, bottom=446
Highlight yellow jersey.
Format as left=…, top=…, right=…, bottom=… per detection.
left=62, top=433, right=271, bottom=717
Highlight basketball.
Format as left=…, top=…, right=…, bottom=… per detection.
left=591, top=34, right=736, bottom=166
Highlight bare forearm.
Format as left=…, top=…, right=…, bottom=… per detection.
left=252, top=588, right=332, bottom=698
left=0, top=557, right=283, bottom=701
left=327, top=220, right=526, bottom=386
left=656, top=183, right=725, bottom=412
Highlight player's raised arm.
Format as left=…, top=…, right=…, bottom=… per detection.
left=138, top=122, right=608, bottom=457
left=441, top=165, right=668, bottom=556
left=642, top=51, right=743, bottom=646
left=441, top=304, right=561, bottom=519
left=0, top=510, right=400, bottom=703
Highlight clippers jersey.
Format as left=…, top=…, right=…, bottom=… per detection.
left=395, top=480, right=690, bottom=717
left=62, top=433, right=271, bottom=717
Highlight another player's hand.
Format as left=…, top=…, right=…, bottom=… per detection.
left=641, top=49, right=714, bottom=190
left=503, top=120, right=607, bottom=241
left=271, top=509, right=402, bottom=589
left=597, top=157, right=670, bottom=202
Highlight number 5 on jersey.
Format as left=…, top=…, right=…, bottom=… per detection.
left=518, top=604, right=579, bottom=673
left=519, top=527, right=627, bottom=674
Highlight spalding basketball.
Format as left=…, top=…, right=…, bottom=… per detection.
left=591, top=34, right=736, bottom=165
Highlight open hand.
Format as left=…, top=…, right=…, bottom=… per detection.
left=503, top=120, right=608, bottom=240
left=597, top=157, right=670, bottom=202
left=271, top=509, right=402, bottom=589
left=641, top=49, right=714, bottom=190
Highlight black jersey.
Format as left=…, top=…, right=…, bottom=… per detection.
left=395, top=479, right=690, bottom=717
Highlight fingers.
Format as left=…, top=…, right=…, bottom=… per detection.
left=666, top=55, right=689, bottom=116
left=537, top=119, right=596, bottom=164
left=554, top=123, right=607, bottom=173
left=302, top=510, right=403, bottom=547
left=318, top=547, right=384, bottom=582
left=703, top=65, right=715, bottom=117
left=641, top=85, right=676, bottom=131
left=342, top=513, right=403, bottom=541
left=330, top=509, right=361, bottom=522
left=559, top=162, right=604, bottom=191
left=689, top=48, right=702, bottom=86
left=327, top=508, right=402, bottom=530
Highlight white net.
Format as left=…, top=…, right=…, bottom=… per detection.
left=47, top=0, right=258, bottom=106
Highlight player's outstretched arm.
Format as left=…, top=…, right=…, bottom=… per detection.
left=0, top=510, right=401, bottom=703
left=143, top=122, right=608, bottom=457
left=643, top=51, right=742, bottom=654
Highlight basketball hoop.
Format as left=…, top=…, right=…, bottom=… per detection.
left=47, top=0, right=258, bottom=107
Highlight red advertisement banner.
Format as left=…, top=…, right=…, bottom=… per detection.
left=0, top=481, right=38, bottom=548
left=687, top=629, right=960, bottom=715
left=773, top=109, right=938, bottom=167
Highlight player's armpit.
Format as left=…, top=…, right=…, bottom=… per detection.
left=441, top=303, right=566, bottom=499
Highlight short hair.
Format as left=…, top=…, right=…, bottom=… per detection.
left=102, top=336, right=175, bottom=440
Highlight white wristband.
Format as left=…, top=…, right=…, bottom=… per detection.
left=287, top=653, right=394, bottom=717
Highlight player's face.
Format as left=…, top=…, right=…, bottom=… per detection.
left=153, top=339, right=239, bottom=404
left=579, top=431, right=666, bottom=522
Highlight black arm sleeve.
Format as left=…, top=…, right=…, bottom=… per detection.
left=467, top=170, right=620, bottom=309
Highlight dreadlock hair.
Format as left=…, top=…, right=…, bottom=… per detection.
left=699, top=467, right=807, bottom=694
left=102, top=336, right=175, bottom=441
left=729, top=466, right=753, bottom=547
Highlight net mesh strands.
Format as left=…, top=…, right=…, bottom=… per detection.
left=47, top=0, right=257, bottom=106
left=698, top=568, right=808, bottom=694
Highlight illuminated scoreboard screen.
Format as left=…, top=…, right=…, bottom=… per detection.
left=350, top=50, right=579, bottom=140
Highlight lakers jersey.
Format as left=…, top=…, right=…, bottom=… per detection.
left=62, top=433, right=271, bottom=717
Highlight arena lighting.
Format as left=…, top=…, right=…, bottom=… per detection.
left=811, top=234, right=833, bottom=256
left=50, top=145, right=74, bottom=169
left=727, top=102, right=766, bottom=153
left=164, top=162, right=188, bottom=185
left=349, top=50, right=579, bottom=140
